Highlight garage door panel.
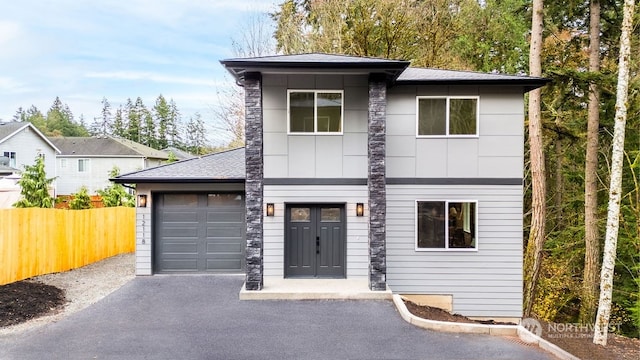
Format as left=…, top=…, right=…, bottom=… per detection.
left=159, top=259, right=199, bottom=271
left=163, top=211, right=199, bottom=222
left=162, top=241, right=199, bottom=254
left=162, top=227, right=199, bottom=237
left=206, top=259, right=242, bottom=271
left=155, top=192, right=245, bottom=274
left=206, top=226, right=243, bottom=237
left=206, top=210, right=244, bottom=223
left=206, top=241, right=243, bottom=253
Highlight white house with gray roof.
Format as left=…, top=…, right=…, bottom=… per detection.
left=51, top=136, right=169, bottom=195
left=115, top=53, right=548, bottom=320
left=0, top=121, right=60, bottom=180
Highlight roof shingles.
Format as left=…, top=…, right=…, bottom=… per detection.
left=51, top=136, right=169, bottom=159
left=114, top=147, right=245, bottom=183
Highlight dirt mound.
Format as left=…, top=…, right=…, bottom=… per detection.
left=0, top=281, right=65, bottom=327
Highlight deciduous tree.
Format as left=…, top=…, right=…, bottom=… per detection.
left=593, top=0, right=635, bottom=345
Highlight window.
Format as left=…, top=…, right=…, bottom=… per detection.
left=60, top=159, right=67, bottom=169
left=416, top=200, right=477, bottom=250
left=2, top=152, right=16, bottom=167
left=78, top=159, right=90, bottom=173
left=417, top=97, right=478, bottom=136
left=288, top=90, right=343, bottom=134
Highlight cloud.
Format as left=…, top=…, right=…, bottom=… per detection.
left=0, top=77, right=36, bottom=94
left=84, top=71, right=222, bottom=87
left=0, top=21, right=21, bottom=45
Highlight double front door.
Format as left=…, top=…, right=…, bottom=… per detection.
left=285, top=204, right=346, bottom=278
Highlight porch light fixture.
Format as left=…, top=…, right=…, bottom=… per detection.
left=356, top=203, right=364, bottom=217
left=138, top=194, right=148, bottom=208
left=266, top=203, right=275, bottom=217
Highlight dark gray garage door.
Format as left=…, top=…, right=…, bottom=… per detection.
left=154, top=193, right=245, bottom=273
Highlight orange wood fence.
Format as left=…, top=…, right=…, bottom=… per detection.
left=0, top=207, right=135, bottom=285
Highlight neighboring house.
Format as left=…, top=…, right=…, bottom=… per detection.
left=51, top=136, right=169, bottom=195
left=115, top=53, right=548, bottom=320
left=0, top=121, right=60, bottom=184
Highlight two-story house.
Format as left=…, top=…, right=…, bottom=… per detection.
left=115, top=53, right=547, bottom=320
left=51, top=135, right=169, bottom=195
left=0, top=121, right=60, bottom=180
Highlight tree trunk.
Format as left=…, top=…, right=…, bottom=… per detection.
left=593, top=0, right=634, bottom=346
left=555, top=136, right=563, bottom=227
left=581, top=0, right=601, bottom=325
left=523, top=0, right=546, bottom=318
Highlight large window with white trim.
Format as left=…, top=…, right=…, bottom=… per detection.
left=417, top=96, right=478, bottom=136
left=416, top=200, right=477, bottom=250
left=288, top=90, right=343, bottom=134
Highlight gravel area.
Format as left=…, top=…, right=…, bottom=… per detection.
left=0, top=253, right=135, bottom=336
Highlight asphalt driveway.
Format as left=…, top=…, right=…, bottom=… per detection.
left=0, top=276, right=554, bottom=360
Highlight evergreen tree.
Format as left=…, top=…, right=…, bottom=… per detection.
left=125, top=98, right=141, bottom=142
left=112, top=106, right=126, bottom=137
left=154, top=94, right=171, bottom=149
left=12, top=107, right=27, bottom=122
left=90, top=97, right=112, bottom=136
left=185, top=113, right=207, bottom=155
left=45, top=97, right=89, bottom=136
left=168, top=99, right=182, bottom=147
left=24, top=105, right=46, bottom=129
left=13, top=155, right=55, bottom=208
left=141, top=109, right=156, bottom=148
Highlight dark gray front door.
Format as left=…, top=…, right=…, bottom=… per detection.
left=285, top=204, right=345, bottom=278
left=155, top=193, right=245, bottom=273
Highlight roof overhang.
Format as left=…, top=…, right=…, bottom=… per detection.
left=394, top=78, right=551, bottom=92
left=111, top=177, right=245, bottom=184
left=221, top=56, right=410, bottom=84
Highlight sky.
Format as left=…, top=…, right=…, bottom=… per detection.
left=0, top=0, right=279, bottom=144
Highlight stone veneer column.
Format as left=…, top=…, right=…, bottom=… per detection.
left=368, top=74, right=387, bottom=291
left=244, top=72, right=264, bottom=290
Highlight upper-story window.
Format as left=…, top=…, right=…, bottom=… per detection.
left=78, top=159, right=90, bottom=173
left=3, top=151, right=16, bottom=167
left=288, top=90, right=343, bottom=134
left=417, top=96, right=478, bottom=137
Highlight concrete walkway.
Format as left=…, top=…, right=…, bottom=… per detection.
left=0, top=276, right=555, bottom=360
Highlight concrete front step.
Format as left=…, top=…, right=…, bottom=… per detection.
left=239, top=277, right=392, bottom=300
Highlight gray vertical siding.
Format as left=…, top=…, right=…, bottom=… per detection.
left=386, top=184, right=523, bottom=318
left=386, top=85, right=525, bottom=178
left=262, top=74, right=369, bottom=179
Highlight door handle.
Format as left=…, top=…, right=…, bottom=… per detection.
left=316, top=236, right=320, bottom=254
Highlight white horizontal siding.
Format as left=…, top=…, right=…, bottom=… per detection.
left=386, top=184, right=523, bottom=318
left=263, top=184, right=369, bottom=279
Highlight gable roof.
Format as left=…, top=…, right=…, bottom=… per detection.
left=221, top=53, right=410, bottom=82
left=50, top=136, right=169, bottom=159
left=113, top=147, right=245, bottom=183
left=0, top=121, right=61, bottom=153
left=221, top=53, right=549, bottom=91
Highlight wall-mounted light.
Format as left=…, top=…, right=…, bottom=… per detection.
left=266, top=203, right=275, bottom=216
left=356, top=203, right=364, bottom=217
left=138, top=194, right=148, bottom=208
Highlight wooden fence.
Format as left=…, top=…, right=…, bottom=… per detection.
left=0, top=207, right=135, bottom=285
